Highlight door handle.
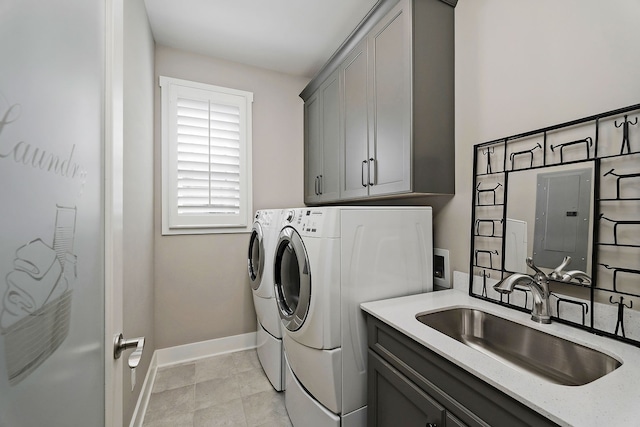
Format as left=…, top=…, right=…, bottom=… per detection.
left=114, top=333, right=145, bottom=369
left=314, top=176, right=319, bottom=195
left=361, top=160, right=368, bottom=187
left=318, top=175, right=323, bottom=195
left=368, top=158, right=376, bottom=186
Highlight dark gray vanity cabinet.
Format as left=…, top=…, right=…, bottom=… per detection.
left=301, top=0, right=456, bottom=205
left=366, top=315, right=560, bottom=427
left=369, top=352, right=449, bottom=426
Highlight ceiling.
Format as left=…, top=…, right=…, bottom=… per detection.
left=143, top=0, right=379, bottom=78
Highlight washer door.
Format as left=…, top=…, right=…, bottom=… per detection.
left=274, top=227, right=311, bottom=331
left=247, top=222, right=264, bottom=290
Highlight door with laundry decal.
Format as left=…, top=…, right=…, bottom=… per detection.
left=0, top=0, right=108, bottom=425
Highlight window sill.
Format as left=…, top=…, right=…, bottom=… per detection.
left=161, top=225, right=252, bottom=236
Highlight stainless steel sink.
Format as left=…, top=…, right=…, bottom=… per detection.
left=416, top=307, right=621, bottom=386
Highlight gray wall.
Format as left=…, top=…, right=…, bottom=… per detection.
left=436, top=0, right=640, bottom=278
left=123, top=0, right=155, bottom=422
left=153, top=45, right=309, bottom=349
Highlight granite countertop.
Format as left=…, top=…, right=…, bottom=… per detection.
left=361, top=289, right=640, bottom=427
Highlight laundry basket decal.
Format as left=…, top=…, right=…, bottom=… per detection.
left=1, top=206, right=77, bottom=385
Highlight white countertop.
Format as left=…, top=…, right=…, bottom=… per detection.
left=361, top=289, right=640, bottom=427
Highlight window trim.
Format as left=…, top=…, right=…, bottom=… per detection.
left=160, top=76, right=253, bottom=235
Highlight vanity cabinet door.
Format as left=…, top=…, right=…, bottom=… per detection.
left=368, top=351, right=445, bottom=427
left=446, top=413, right=469, bottom=427
left=367, top=0, right=411, bottom=196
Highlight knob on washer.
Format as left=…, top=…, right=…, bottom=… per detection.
left=286, top=210, right=295, bottom=222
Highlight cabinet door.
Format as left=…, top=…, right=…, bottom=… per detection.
left=305, top=73, right=340, bottom=204
left=304, top=92, right=322, bottom=204
left=340, top=40, right=370, bottom=200
left=319, top=72, right=340, bottom=202
left=368, top=0, right=411, bottom=196
left=368, top=351, right=445, bottom=427
left=446, top=413, right=469, bottom=427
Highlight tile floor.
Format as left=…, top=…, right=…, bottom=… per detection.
left=142, top=349, right=292, bottom=427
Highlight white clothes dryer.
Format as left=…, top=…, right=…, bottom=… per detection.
left=273, top=207, right=433, bottom=427
left=247, top=209, right=284, bottom=391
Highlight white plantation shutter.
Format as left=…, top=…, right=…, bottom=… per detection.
left=176, top=98, right=241, bottom=214
left=160, top=77, right=253, bottom=234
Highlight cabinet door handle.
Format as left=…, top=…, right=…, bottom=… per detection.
left=318, top=175, right=323, bottom=195
left=314, top=176, right=319, bottom=195
left=368, top=157, right=376, bottom=186
left=361, top=160, right=368, bottom=187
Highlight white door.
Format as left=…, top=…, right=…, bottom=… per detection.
left=0, top=0, right=123, bottom=425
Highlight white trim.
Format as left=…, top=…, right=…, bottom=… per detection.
left=155, top=332, right=257, bottom=367
left=129, top=332, right=257, bottom=427
left=159, top=76, right=255, bottom=100
left=159, top=76, right=253, bottom=235
left=105, top=0, right=124, bottom=425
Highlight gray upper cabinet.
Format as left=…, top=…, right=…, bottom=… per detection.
left=366, top=1, right=412, bottom=197
left=302, top=0, right=456, bottom=204
left=340, top=40, right=369, bottom=200
left=304, top=70, right=340, bottom=204
left=304, top=92, right=321, bottom=203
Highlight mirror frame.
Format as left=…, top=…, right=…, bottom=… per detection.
left=469, top=102, right=640, bottom=348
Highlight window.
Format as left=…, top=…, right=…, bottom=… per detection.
left=160, top=76, right=253, bottom=234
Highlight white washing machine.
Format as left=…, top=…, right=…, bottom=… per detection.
left=247, top=209, right=285, bottom=391
left=273, top=207, right=433, bottom=427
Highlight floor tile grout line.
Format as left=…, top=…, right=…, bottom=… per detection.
left=192, top=381, right=196, bottom=419
left=239, top=385, right=250, bottom=426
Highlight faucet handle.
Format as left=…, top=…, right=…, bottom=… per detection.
left=550, top=256, right=572, bottom=278
left=526, top=257, right=546, bottom=278
left=561, top=270, right=592, bottom=285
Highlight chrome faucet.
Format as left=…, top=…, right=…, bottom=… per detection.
left=493, top=256, right=592, bottom=324
left=493, top=257, right=552, bottom=324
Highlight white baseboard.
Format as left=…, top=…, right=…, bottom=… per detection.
left=129, top=332, right=257, bottom=427
left=155, top=332, right=257, bottom=367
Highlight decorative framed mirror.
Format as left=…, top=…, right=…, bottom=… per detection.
left=469, top=103, right=640, bottom=347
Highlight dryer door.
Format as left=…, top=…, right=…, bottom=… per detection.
left=274, top=226, right=311, bottom=331
left=248, top=222, right=264, bottom=291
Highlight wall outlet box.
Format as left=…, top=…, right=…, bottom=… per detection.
left=433, top=248, right=450, bottom=289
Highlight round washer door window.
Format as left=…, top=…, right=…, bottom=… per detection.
left=274, top=226, right=311, bottom=331
left=247, top=222, right=264, bottom=290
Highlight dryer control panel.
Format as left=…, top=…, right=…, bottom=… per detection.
left=255, top=209, right=281, bottom=228
left=282, top=208, right=338, bottom=238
